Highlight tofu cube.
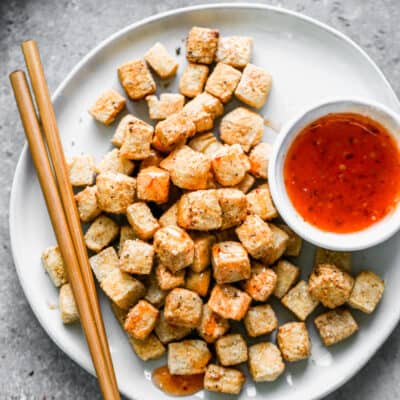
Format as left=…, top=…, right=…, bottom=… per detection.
left=111, top=114, right=134, bottom=147
left=249, top=142, right=272, bottom=179
left=96, top=172, right=136, bottom=214
left=242, top=262, right=277, bottom=302
left=160, top=145, right=211, bottom=190
left=186, top=26, right=219, bottom=64
left=281, top=280, right=319, bottom=321
left=59, top=283, right=79, bottom=324
left=348, top=271, right=384, bottom=314
left=216, top=188, right=247, bottom=230
left=212, top=144, right=250, bottom=186
left=164, top=288, right=203, bottom=328
left=204, top=364, right=245, bottom=395
left=191, top=233, right=216, bottom=272
left=262, top=224, right=289, bottom=265
left=118, top=59, right=156, bottom=100
left=314, top=308, right=359, bottom=346
left=154, top=226, right=194, bottom=272
left=179, top=63, right=209, bottom=98
left=205, top=62, right=241, bottom=103
left=96, top=149, right=135, bottom=176
left=197, top=304, right=229, bottom=343
left=208, top=284, right=251, bottom=320
left=146, top=93, right=185, bottom=120
left=119, top=239, right=154, bottom=275
left=235, top=64, right=272, bottom=109
left=246, top=184, right=278, bottom=220
left=88, top=89, right=126, bottom=125
left=126, top=202, right=160, bottom=240
left=168, top=340, right=211, bottom=375
left=124, top=300, right=159, bottom=340
left=156, top=263, right=185, bottom=291
left=277, top=322, right=311, bottom=362
left=118, top=225, right=137, bottom=255
left=140, top=149, right=164, bottom=170
left=185, top=269, right=211, bottom=297
left=177, top=190, right=222, bottom=231
left=144, top=272, right=168, bottom=308
left=137, top=166, right=170, bottom=204
left=211, top=241, right=251, bottom=284
left=215, top=334, right=248, bottom=366
left=41, top=245, right=67, bottom=287
left=68, top=155, right=95, bottom=187
left=248, top=342, right=285, bottom=382
left=155, top=311, right=192, bottom=344
left=75, top=186, right=102, bottom=223
left=233, top=173, right=255, bottom=194
left=89, top=246, right=119, bottom=283
left=144, top=42, right=179, bottom=79
left=314, top=248, right=352, bottom=272
left=220, top=107, right=264, bottom=152
left=308, top=264, right=354, bottom=309
left=278, top=224, right=303, bottom=257
left=128, top=334, right=166, bottom=361
left=84, top=215, right=119, bottom=252
left=244, top=304, right=278, bottom=337
left=188, top=132, right=222, bottom=154
left=216, top=36, right=253, bottom=69
left=159, top=202, right=178, bottom=227
left=273, top=260, right=300, bottom=299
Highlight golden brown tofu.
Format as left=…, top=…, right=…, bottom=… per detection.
left=188, top=132, right=224, bottom=157
left=179, top=63, right=209, bottom=98
left=88, top=89, right=126, bottom=125
left=144, top=272, right=168, bottom=308
left=111, top=114, right=135, bottom=147
left=233, top=173, right=255, bottom=194
left=126, top=202, right=160, bottom=240
left=216, top=188, right=247, bottom=230
left=156, top=263, right=186, bottom=291
left=215, top=334, right=248, bottom=366
left=118, top=225, right=138, bottom=255
left=277, top=322, right=311, bottom=362
left=273, top=260, right=300, bottom=299
left=89, top=246, right=119, bottom=283
left=246, top=184, right=278, bottom=221
left=197, top=304, right=229, bottom=343
left=68, top=154, right=96, bottom=187
left=216, top=36, right=253, bottom=69
left=185, top=269, right=211, bottom=297
left=159, top=202, right=178, bottom=227
left=75, top=186, right=102, bottom=223
left=204, top=364, right=245, bottom=395
left=261, top=224, right=289, bottom=265
left=128, top=334, right=166, bottom=361
left=119, top=239, right=154, bottom=275
left=84, top=215, right=119, bottom=253
left=139, top=149, right=164, bottom=170
left=244, top=304, right=278, bottom=337
left=242, top=262, right=277, bottom=302
left=137, top=166, right=170, bottom=204
left=96, top=149, right=135, bottom=176
left=146, top=93, right=185, bottom=120
left=191, top=233, right=216, bottom=272
left=124, top=300, right=159, bottom=340
left=314, top=248, right=352, bottom=272
left=278, top=224, right=303, bottom=257
left=59, top=283, right=79, bottom=324
left=154, top=311, right=192, bottom=344
left=41, top=245, right=67, bottom=288
left=249, top=142, right=272, bottom=179
left=145, top=42, right=179, bottom=79
left=186, top=26, right=219, bottom=64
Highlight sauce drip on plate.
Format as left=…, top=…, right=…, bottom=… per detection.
left=152, top=365, right=204, bottom=396
left=284, top=113, right=400, bottom=233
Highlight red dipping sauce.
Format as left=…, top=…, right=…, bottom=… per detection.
left=284, top=113, right=400, bottom=233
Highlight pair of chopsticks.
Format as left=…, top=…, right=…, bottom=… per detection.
left=10, top=41, right=120, bottom=400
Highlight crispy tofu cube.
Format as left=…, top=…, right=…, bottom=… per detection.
left=212, top=144, right=250, bottom=186
left=233, top=173, right=255, bottom=194
left=208, top=284, right=251, bottom=320
left=88, top=89, right=126, bottom=125
left=156, top=263, right=185, bottom=290
left=262, top=224, right=289, bottom=265
left=236, top=215, right=273, bottom=259
left=188, top=132, right=223, bottom=156
left=314, top=308, right=359, bottom=346
left=242, top=262, right=277, bottom=302
left=124, top=300, right=159, bottom=340
left=348, top=271, right=384, bottom=314
left=126, top=202, right=160, bottom=240
left=89, top=246, right=119, bottom=283
left=59, top=283, right=79, bottom=324
left=186, top=26, right=219, bottom=64
left=248, top=342, right=285, bottom=382
left=191, top=233, right=216, bottom=272
left=244, top=304, right=278, bottom=337
left=185, top=269, right=211, bottom=297
left=118, top=225, right=137, bottom=255
left=220, top=107, right=263, bottom=152
left=235, top=64, right=272, bottom=109
left=159, top=202, right=178, bottom=227
left=119, top=239, right=154, bottom=275
left=144, top=275, right=167, bottom=309
left=211, top=241, right=250, bottom=284
left=160, top=145, right=211, bottom=190
left=140, top=149, right=164, bottom=170
left=277, top=322, right=310, bottom=362
left=96, top=172, right=136, bottom=214
left=96, top=149, right=135, bottom=176
left=278, top=225, right=303, bottom=257
left=205, top=63, right=241, bottom=103
left=197, top=304, right=229, bottom=343
left=128, top=334, right=166, bottom=361
left=281, top=280, right=319, bottom=321
left=84, top=215, right=119, bottom=252
left=249, top=142, right=272, bottom=179
left=168, top=340, right=211, bottom=375
left=144, top=42, right=179, bottom=79
left=41, top=245, right=67, bottom=288
left=164, top=288, right=203, bottom=328
left=216, top=188, right=247, bottom=230
left=215, top=334, right=248, bottom=366
left=246, top=184, right=278, bottom=220
left=216, top=36, right=253, bottom=69
left=75, top=186, right=102, bottom=223
left=68, top=155, right=95, bottom=187
left=315, top=248, right=352, bottom=272
left=146, top=93, right=184, bottom=120
left=204, top=364, right=245, bottom=395
left=273, top=260, right=300, bottom=299
left=137, top=166, right=170, bottom=204
left=308, top=264, right=354, bottom=309
left=118, top=59, right=156, bottom=100
left=154, top=226, right=194, bottom=273
left=111, top=114, right=134, bottom=147
left=179, top=63, right=209, bottom=98
left=177, top=190, right=222, bottom=231
left=155, top=311, right=192, bottom=343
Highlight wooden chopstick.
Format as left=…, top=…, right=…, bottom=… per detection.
left=10, top=70, right=118, bottom=400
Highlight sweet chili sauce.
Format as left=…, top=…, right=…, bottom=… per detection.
left=284, top=113, right=400, bottom=233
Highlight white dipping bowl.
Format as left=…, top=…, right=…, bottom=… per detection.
left=269, top=98, right=400, bottom=251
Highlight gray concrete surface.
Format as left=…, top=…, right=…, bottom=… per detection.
left=1, top=0, right=400, bottom=399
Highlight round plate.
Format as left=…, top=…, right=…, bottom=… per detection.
left=10, top=3, right=400, bottom=400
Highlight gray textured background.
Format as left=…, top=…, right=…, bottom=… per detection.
left=1, top=0, right=400, bottom=399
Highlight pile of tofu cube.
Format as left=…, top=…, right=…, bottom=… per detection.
left=40, top=26, right=385, bottom=395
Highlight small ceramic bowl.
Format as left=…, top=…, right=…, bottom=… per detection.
left=268, top=98, right=400, bottom=251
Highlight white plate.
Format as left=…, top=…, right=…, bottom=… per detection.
left=9, top=3, right=400, bottom=400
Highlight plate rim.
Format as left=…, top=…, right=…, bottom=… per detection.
left=9, top=3, right=400, bottom=399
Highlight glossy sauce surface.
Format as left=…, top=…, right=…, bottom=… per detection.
left=284, top=113, right=400, bottom=233
left=152, top=366, right=204, bottom=396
